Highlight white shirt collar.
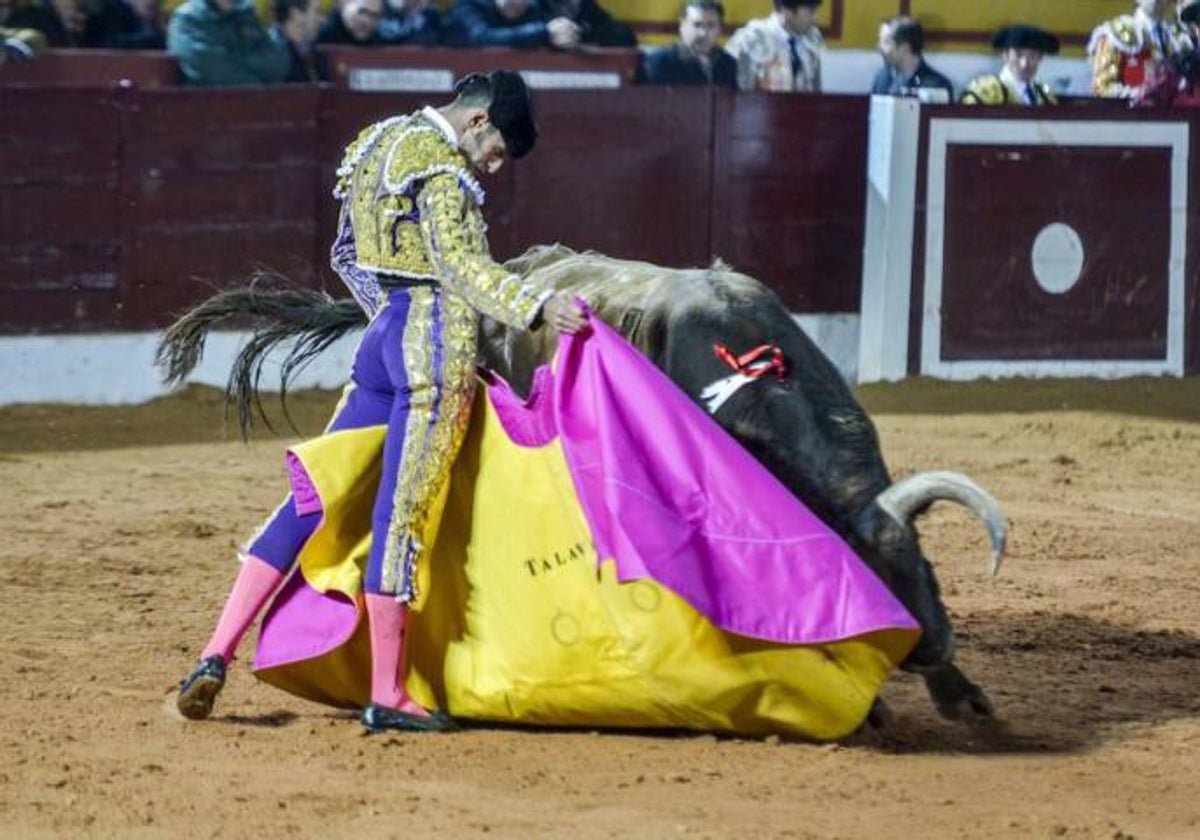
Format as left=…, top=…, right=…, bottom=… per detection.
left=420, top=105, right=459, bottom=147
left=1000, top=65, right=1036, bottom=101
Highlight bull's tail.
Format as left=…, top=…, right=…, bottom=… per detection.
left=155, top=277, right=368, bottom=438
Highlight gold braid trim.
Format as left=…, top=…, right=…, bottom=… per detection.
left=393, top=293, right=479, bottom=602
left=380, top=289, right=437, bottom=597
left=961, top=75, right=1009, bottom=106
left=416, top=173, right=551, bottom=329
left=1090, top=34, right=1135, bottom=97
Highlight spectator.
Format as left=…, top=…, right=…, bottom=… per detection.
left=317, top=0, right=384, bottom=46
left=1183, top=0, right=1200, bottom=48
left=1133, top=0, right=1200, bottom=106
left=542, top=0, right=634, bottom=47
left=447, top=0, right=633, bottom=50
left=1089, top=0, right=1188, bottom=99
left=1, top=0, right=49, bottom=60
left=871, top=16, right=952, bottom=101
left=87, top=0, right=164, bottom=48
left=962, top=25, right=1059, bottom=106
left=378, top=0, right=440, bottom=45
left=5, top=0, right=87, bottom=46
left=4, top=0, right=160, bottom=48
left=639, top=0, right=735, bottom=89
left=167, top=0, right=290, bottom=85
left=270, top=0, right=319, bottom=81
left=727, top=0, right=823, bottom=93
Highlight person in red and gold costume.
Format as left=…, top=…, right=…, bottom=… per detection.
left=1089, top=0, right=1190, bottom=98
left=1134, top=0, right=1200, bottom=105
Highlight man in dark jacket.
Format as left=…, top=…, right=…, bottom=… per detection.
left=447, top=0, right=633, bottom=49
left=270, top=0, right=319, bottom=81
left=871, top=15, right=953, bottom=101
left=6, top=0, right=161, bottom=48
left=379, top=0, right=440, bottom=45
left=640, top=0, right=735, bottom=88
left=167, top=0, right=289, bottom=84
left=316, top=0, right=385, bottom=45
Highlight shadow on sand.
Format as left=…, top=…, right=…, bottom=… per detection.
left=865, top=610, right=1200, bottom=755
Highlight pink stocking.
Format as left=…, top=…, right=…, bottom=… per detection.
left=364, top=593, right=426, bottom=715
left=200, top=555, right=285, bottom=664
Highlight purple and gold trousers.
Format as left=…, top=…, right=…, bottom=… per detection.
left=245, top=285, right=478, bottom=600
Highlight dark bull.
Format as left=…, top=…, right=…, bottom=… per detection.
left=480, top=246, right=1008, bottom=723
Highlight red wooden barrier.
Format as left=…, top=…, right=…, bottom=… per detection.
left=317, top=45, right=640, bottom=91
left=0, top=85, right=868, bottom=334
left=0, top=49, right=179, bottom=88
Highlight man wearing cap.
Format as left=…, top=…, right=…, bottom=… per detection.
left=726, top=0, right=823, bottom=93
left=1090, top=0, right=1189, bottom=98
left=962, top=25, right=1059, bottom=106
left=174, top=71, right=586, bottom=734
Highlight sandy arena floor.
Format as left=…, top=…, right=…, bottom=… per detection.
left=1, top=379, right=1198, bottom=839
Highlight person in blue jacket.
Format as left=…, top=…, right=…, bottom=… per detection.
left=447, top=0, right=634, bottom=50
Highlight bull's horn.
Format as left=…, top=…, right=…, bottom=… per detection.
left=875, top=471, right=1008, bottom=577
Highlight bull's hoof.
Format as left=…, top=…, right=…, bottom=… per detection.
left=925, top=664, right=997, bottom=726
left=934, top=688, right=995, bottom=725
left=866, top=697, right=894, bottom=729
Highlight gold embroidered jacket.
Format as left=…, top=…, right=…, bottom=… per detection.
left=1088, top=13, right=1188, bottom=98
left=331, top=111, right=549, bottom=329
left=961, top=72, right=1057, bottom=106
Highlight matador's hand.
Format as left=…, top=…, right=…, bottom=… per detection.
left=540, top=293, right=588, bottom=334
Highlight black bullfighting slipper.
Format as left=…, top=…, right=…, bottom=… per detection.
left=361, top=703, right=460, bottom=734
left=176, top=655, right=226, bottom=720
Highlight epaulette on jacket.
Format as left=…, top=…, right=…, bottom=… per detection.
left=381, top=126, right=485, bottom=206
left=964, top=74, right=1007, bottom=104
left=333, top=114, right=411, bottom=200
left=1089, top=15, right=1143, bottom=56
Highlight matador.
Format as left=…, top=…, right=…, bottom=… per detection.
left=175, top=70, right=585, bottom=733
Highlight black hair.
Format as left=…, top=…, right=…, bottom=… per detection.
left=681, top=0, right=724, bottom=20
left=887, top=16, right=924, bottom=55
left=272, top=0, right=309, bottom=24
left=775, top=0, right=822, bottom=10
left=452, top=70, right=539, bottom=159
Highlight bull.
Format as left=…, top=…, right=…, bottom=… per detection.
left=158, top=244, right=1008, bottom=726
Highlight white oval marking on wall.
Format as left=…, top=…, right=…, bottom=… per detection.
left=1031, top=223, right=1085, bottom=294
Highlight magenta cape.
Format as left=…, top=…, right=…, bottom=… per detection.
left=543, top=314, right=918, bottom=645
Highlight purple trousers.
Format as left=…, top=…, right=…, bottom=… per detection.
left=245, top=285, right=478, bottom=598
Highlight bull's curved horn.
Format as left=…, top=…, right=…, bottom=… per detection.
left=875, top=471, right=1008, bottom=577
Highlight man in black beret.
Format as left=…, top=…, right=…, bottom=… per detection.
left=962, top=24, right=1060, bottom=105
left=175, top=70, right=584, bottom=735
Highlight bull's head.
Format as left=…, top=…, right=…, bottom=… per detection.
left=854, top=472, right=1007, bottom=672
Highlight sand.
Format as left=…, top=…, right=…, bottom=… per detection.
left=1, top=379, right=1198, bottom=839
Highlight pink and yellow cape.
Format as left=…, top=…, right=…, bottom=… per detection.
left=253, top=317, right=919, bottom=739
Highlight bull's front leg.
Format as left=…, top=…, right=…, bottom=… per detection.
left=923, top=662, right=996, bottom=724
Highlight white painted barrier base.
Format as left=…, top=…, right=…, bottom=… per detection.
left=0, top=314, right=861, bottom=407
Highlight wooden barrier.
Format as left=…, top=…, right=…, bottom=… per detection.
left=0, top=85, right=869, bottom=333
left=316, top=45, right=641, bottom=91
left=0, top=49, right=179, bottom=88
